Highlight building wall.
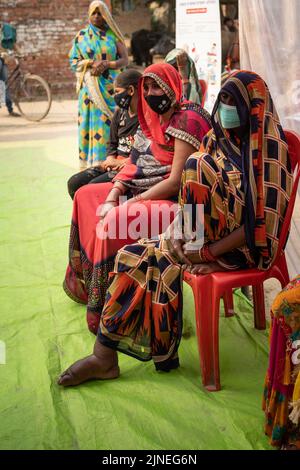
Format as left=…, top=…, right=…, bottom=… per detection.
left=0, top=0, right=150, bottom=97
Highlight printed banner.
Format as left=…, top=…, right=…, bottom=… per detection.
left=176, top=0, right=221, bottom=112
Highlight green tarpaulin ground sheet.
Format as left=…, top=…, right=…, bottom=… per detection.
left=0, top=139, right=273, bottom=450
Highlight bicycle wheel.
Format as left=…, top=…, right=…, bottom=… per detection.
left=15, top=74, right=52, bottom=121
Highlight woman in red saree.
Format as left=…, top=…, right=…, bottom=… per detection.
left=63, top=62, right=211, bottom=334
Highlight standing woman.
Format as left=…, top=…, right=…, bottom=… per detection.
left=69, top=1, right=128, bottom=169
left=165, top=48, right=203, bottom=104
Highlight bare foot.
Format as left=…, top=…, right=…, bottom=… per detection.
left=184, top=262, right=226, bottom=275
left=57, top=354, right=120, bottom=387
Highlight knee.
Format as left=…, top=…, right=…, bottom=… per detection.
left=67, top=174, right=81, bottom=200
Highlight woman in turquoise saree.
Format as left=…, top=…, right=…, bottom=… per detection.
left=69, top=1, right=128, bottom=168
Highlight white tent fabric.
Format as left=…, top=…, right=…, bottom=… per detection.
left=239, top=0, right=300, bottom=278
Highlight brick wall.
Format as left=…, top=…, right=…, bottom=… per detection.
left=0, top=0, right=150, bottom=97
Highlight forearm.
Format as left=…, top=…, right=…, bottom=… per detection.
left=108, top=57, right=128, bottom=69
left=209, top=226, right=246, bottom=257
left=184, top=225, right=246, bottom=265
left=106, top=182, right=126, bottom=202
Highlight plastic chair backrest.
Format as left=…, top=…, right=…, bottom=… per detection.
left=276, top=129, right=300, bottom=257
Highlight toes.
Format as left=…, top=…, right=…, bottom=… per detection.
left=57, top=371, right=73, bottom=386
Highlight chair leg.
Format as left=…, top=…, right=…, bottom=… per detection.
left=252, top=283, right=266, bottom=330
left=188, top=275, right=221, bottom=391
left=276, top=254, right=290, bottom=288
left=223, top=290, right=235, bottom=317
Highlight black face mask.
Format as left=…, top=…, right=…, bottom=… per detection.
left=144, top=93, right=172, bottom=114
left=114, top=90, right=132, bottom=110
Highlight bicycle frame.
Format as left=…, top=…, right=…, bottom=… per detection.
left=4, top=53, right=52, bottom=121
left=6, top=58, right=22, bottom=98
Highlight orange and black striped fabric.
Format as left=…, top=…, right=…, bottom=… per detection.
left=188, top=70, right=293, bottom=269
left=97, top=71, right=293, bottom=367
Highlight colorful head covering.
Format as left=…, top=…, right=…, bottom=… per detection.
left=165, top=48, right=202, bottom=104
left=114, top=62, right=211, bottom=191
left=138, top=63, right=183, bottom=148
left=211, top=70, right=293, bottom=269
left=88, top=1, right=125, bottom=44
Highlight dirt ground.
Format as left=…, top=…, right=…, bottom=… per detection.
left=0, top=99, right=289, bottom=315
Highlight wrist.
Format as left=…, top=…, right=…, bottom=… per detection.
left=113, top=183, right=125, bottom=195
left=199, top=243, right=218, bottom=262
left=108, top=189, right=121, bottom=201
left=103, top=200, right=118, bottom=205
left=132, top=193, right=144, bottom=203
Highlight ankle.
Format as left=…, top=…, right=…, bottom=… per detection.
left=93, top=339, right=118, bottom=367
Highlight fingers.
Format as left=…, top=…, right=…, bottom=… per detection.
left=190, top=265, right=203, bottom=274
left=106, top=164, right=124, bottom=172
left=182, top=264, right=209, bottom=274
left=190, top=264, right=208, bottom=274
left=168, top=239, right=192, bottom=265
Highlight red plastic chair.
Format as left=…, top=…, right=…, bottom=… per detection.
left=183, top=129, right=300, bottom=391
left=199, top=79, right=207, bottom=107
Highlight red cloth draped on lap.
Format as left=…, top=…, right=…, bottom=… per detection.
left=63, top=63, right=211, bottom=333
left=63, top=182, right=178, bottom=326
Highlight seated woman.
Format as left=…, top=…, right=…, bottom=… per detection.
left=165, top=48, right=203, bottom=104
left=263, top=276, right=300, bottom=450
left=58, top=70, right=292, bottom=386
left=67, top=69, right=142, bottom=199
left=58, top=70, right=292, bottom=387
left=63, top=62, right=211, bottom=334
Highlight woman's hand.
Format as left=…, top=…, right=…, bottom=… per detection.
left=166, top=238, right=192, bottom=266
left=91, top=60, right=109, bottom=76
left=102, top=156, right=128, bottom=171
left=163, top=213, right=192, bottom=265
left=182, top=242, right=203, bottom=264
left=102, top=156, right=117, bottom=170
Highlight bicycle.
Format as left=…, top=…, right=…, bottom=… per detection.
left=4, top=51, right=52, bottom=121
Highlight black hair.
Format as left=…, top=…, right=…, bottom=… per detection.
left=115, top=69, right=142, bottom=89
